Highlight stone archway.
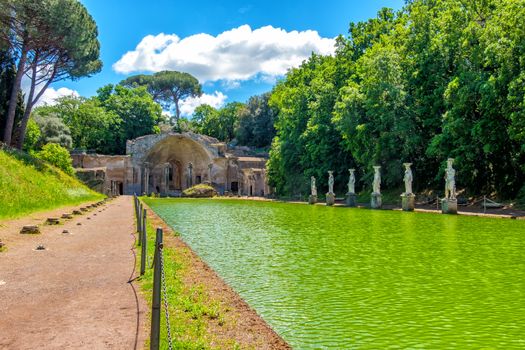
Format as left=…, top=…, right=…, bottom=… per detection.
left=142, top=134, right=214, bottom=194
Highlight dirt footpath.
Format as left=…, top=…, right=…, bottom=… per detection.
left=0, top=196, right=146, bottom=349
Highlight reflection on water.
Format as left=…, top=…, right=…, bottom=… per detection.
left=147, top=198, right=525, bottom=349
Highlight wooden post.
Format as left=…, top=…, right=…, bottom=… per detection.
left=140, top=209, right=147, bottom=275
left=150, top=228, right=163, bottom=350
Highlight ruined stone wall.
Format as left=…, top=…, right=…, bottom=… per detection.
left=71, top=132, right=270, bottom=197
left=72, top=154, right=130, bottom=194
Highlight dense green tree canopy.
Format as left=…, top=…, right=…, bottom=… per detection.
left=120, top=70, right=201, bottom=123
left=33, top=96, right=118, bottom=153
left=267, top=0, right=525, bottom=198
left=33, top=113, right=73, bottom=149
left=236, top=93, right=278, bottom=148
left=32, top=85, right=163, bottom=155
left=97, top=85, right=163, bottom=153
left=192, top=102, right=244, bottom=142
left=0, top=0, right=101, bottom=148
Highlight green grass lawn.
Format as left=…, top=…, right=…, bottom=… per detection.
left=0, top=148, right=104, bottom=220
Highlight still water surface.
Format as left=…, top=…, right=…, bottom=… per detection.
left=146, top=198, right=524, bottom=349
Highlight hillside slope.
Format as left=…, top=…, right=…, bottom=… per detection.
left=0, top=148, right=104, bottom=220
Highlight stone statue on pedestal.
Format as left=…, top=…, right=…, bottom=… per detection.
left=444, top=158, right=456, bottom=199
left=403, top=163, right=413, bottom=195
left=328, top=171, right=334, bottom=194
left=401, top=163, right=415, bottom=211
left=442, top=158, right=458, bottom=214
left=372, top=166, right=381, bottom=194
left=347, top=169, right=356, bottom=194
left=309, top=176, right=317, bottom=204
left=311, top=176, right=317, bottom=197
left=371, top=166, right=382, bottom=209
left=346, top=169, right=357, bottom=207
left=326, top=171, right=335, bottom=206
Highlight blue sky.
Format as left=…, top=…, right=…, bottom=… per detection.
left=45, top=0, right=404, bottom=115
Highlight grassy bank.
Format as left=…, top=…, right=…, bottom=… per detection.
left=138, top=200, right=242, bottom=349
left=0, top=148, right=104, bottom=220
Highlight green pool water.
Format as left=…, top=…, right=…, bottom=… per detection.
left=145, top=198, right=524, bottom=349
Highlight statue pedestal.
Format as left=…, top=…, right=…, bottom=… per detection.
left=441, top=198, right=458, bottom=214
left=401, top=193, right=415, bottom=211
left=308, top=195, right=317, bottom=205
left=326, top=193, right=335, bottom=206
left=346, top=192, right=357, bottom=207
left=371, top=192, right=382, bottom=209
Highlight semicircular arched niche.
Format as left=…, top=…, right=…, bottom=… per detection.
left=144, top=134, right=213, bottom=192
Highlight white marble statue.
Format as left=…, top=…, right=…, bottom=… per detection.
left=373, top=166, right=381, bottom=194
left=445, top=158, right=456, bottom=199
left=311, top=176, right=317, bottom=197
left=348, top=169, right=356, bottom=194
left=403, top=163, right=413, bottom=195
left=328, top=171, right=334, bottom=194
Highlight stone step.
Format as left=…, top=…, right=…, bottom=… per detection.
left=46, top=218, right=61, bottom=225
left=20, top=226, right=40, bottom=234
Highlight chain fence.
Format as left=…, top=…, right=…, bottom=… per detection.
left=159, top=246, right=173, bottom=350
left=134, top=195, right=173, bottom=350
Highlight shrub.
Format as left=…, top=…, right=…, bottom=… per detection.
left=33, top=114, right=73, bottom=149
left=34, top=143, right=75, bottom=176
left=182, top=184, right=218, bottom=198
left=23, top=118, right=41, bottom=152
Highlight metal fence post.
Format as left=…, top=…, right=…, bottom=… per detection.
left=137, top=204, right=142, bottom=246
left=150, top=228, right=163, bottom=350
left=135, top=196, right=141, bottom=233
left=140, top=209, right=147, bottom=276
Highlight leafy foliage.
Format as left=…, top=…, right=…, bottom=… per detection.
left=97, top=85, right=163, bottom=154
left=121, top=70, right=201, bottom=123
left=34, top=143, right=75, bottom=176
left=182, top=184, right=218, bottom=198
left=268, top=0, right=525, bottom=198
left=236, top=93, right=278, bottom=147
left=32, top=85, right=163, bottom=154
left=33, top=114, right=73, bottom=149
left=192, top=102, right=244, bottom=142
left=0, top=0, right=102, bottom=147
left=22, top=118, right=40, bottom=152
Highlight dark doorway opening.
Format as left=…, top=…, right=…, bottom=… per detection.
left=196, top=175, right=202, bottom=184
left=250, top=185, right=253, bottom=196
left=231, top=181, right=239, bottom=193
left=119, top=182, right=123, bottom=195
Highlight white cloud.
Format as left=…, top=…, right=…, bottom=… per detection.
left=179, top=91, right=227, bottom=116
left=34, top=87, right=79, bottom=107
left=113, top=25, right=336, bottom=82
left=221, top=79, right=241, bottom=90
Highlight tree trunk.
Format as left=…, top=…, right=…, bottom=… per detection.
left=16, top=76, right=36, bottom=149
left=3, top=46, right=27, bottom=145
left=174, top=97, right=180, bottom=124
left=16, top=60, right=55, bottom=149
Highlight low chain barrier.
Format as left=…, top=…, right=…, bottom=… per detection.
left=133, top=195, right=173, bottom=350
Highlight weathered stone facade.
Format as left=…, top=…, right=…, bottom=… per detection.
left=72, top=132, right=270, bottom=197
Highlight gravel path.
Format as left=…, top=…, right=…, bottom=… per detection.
left=0, top=196, right=146, bottom=349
